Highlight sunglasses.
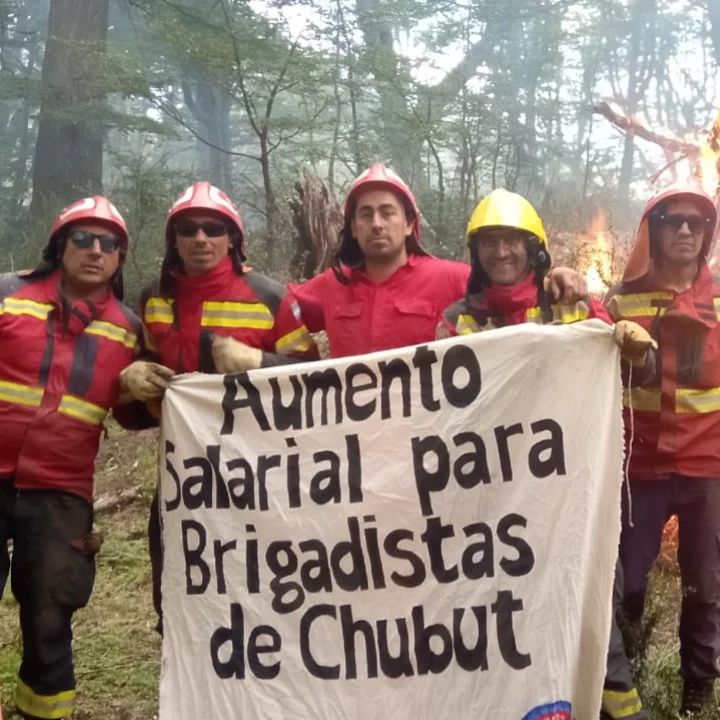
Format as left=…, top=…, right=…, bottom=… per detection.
left=660, top=214, right=711, bottom=235
left=175, top=220, right=228, bottom=238
left=68, top=230, right=121, bottom=253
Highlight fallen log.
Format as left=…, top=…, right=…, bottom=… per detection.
left=94, top=485, right=142, bottom=514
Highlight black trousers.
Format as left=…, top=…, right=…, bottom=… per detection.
left=148, top=487, right=163, bottom=634
left=0, top=486, right=95, bottom=719
left=620, top=475, right=720, bottom=681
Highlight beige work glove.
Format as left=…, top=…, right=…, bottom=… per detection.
left=119, top=361, right=175, bottom=401
left=211, top=335, right=263, bottom=373
left=613, top=320, right=657, bottom=367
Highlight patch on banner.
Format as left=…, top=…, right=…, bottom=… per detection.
left=521, top=700, right=572, bottom=720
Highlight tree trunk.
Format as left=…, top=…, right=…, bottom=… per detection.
left=29, top=0, right=109, bottom=235
left=709, top=0, right=720, bottom=66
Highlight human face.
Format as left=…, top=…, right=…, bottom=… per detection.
left=473, top=228, right=530, bottom=286
left=61, top=222, right=121, bottom=297
left=655, top=199, right=709, bottom=267
left=175, top=213, right=231, bottom=276
left=350, top=189, right=412, bottom=266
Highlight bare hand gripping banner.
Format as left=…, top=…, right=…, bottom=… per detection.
left=158, top=320, right=623, bottom=720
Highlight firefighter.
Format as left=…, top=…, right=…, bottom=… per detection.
left=0, top=197, right=144, bottom=719
left=607, top=184, right=720, bottom=716
left=438, top=188, right=654, bottom=720
left=119, top=181, right=318, bottom=631
left=282, top=163, right=587, bottom=357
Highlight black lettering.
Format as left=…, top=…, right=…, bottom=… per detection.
left=411, top=435, right=449, bottom=516
left=378, top=358, right=412, bottom=419
left=300, top=604, right=340, bottom=679
left=412, top=345, right=441, bottom=412
left=421, top=517, right=458, bottom=583
left=453, top=606, right=489, bottom=671
left=182, top=519, right=210, bottom=595
left=299, top=539, right=333, bottom=594
left=214, top=538, right=237, bottom=594
left=164, top=440, right=181, bottom=511
left=345, top=363, right=378, bottom=421
left=497, top=514, right=535, bottom=577
left=453, top=432, right=490, bottom=488
left=384, top=530, right=425, bottom=587
left=310, top=450, right=342, bottom=504
left=266, top=540, right=304, bottom=613
left=226, top=458, right=255, bottom=509
left=441, top=344, right=481, bottom=408
left=247, top=626, right=282, bottom=679
left=461, top=522, right=495, bottom=579
left=494, top=423, right=524, bottom=482
left=341, top=604, right=377, bottom=679
left=377, top=618, right=413, bottom=677
left=413, top=605, right=452, bottom=674
left=331, top=517, right=369, bottom=591
left=210, top=603, right=245, bottom=679
left=221, top=374, right=269, bottom=434
left=529, top=419, right=567, bottom=477
left=302, top=368, right=343, bottom=427
left=269, top=376, right=303, bottom=431
left=182, top=455, right=213, bottom=509
left=491, top=590, right=531, bottom=669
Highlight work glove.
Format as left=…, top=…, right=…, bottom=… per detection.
left=120, top=361, right=175, bottom=401
left=211, top=335, right=263, bottom=373
left=544, top=267, right=588, bottom=304
left=613, top=320, right=657, bottom=367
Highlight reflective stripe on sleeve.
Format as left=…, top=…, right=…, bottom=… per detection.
left=611, top=292, right=672, bottom=318
left=145, top=297, right=174, bottom=325
left=623, top=387, right=661, bottom=413
left=275, top=325, right=315, bottom=354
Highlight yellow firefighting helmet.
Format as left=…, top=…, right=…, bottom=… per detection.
left=466, top=189, right=547, bottom=246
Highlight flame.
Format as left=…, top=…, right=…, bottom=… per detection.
left=698, top=143, right=720, bottom=198
left=578, top=212, right=613, bottom=295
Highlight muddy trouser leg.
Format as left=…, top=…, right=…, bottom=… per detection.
left=11, top=490, right=95, bottom=720
left=602, top=561, right=647, bottom=719
left=0, top=481, right=14, bottom=598
left=674, top=475, right=720, bottom=681
left=619, top=478, right=671, bottom=627
left=148, top=487, right=163, bottom=635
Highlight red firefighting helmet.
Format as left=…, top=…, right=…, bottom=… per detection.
left=166, top=181, right=246, bottom=259
left=339, top=163, right=425, bottom=266
left=48, top=196, right=129, bottom=254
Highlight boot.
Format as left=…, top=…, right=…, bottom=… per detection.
left=680, top=678, right=716, bottom=716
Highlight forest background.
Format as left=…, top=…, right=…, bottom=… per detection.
left=1, top=0, right=720, bottom=296
left=0, top=1, right=720, bottom=718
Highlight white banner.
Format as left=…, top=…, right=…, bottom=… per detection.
left=159, top=320, right=623, bottom=720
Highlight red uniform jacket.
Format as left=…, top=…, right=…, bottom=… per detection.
left=439, top=273, right=611, bottom=336
left=607, top=265, right=720, bottom=480
left=288, top=255, right=470, bottom=357
left=0, top=271, right=142, bottom=500
left=143, top=256, right=317, bottom=372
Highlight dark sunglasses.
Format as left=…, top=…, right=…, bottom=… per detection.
left=175, top=220, right=228, bottom=238
left=68, top=229, right=120, bottom=253
left=660, top=214, right=711, bottom=235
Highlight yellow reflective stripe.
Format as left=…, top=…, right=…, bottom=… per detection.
left=551, top=301, right=589, bottom=324
left=86, top=320, right=137, bottom=349
left=677, top=387, right=720, bottom=414
left=275, top=325, right=314, bottom=354
left=525, top=307, right=542, bottom=322
left=0, top=380, right=43, bottom=408
left=456, top=313, right=481, bottom=335
left=15, top=678, right=76, bottom=719
left=201, top=301, right=273, bottom=329
left=58, top=395, right=108, bottom=425
left=601, top=687, right=643, bottom=718
left=0, top=297, right=52, bottom=320
left=612, top=292, right=672, bottom=318
left=623, top=387, right=661, bottom=413
left=145, top=297, right=173, bottom=325
left=714, top=297, right=720, bottom=320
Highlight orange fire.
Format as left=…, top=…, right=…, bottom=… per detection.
left=695, top=112, right=720, bottom=201
left=578, top=212, right=614, bottom=295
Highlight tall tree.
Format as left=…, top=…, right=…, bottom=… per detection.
left=29, top=0, right=109, bottom=231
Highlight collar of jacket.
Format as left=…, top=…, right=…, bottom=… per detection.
left=174, top=255, right=236, bottom=300
left=349, top=253, right=423, bottom=284
left=468, top=272, right=538, bottom=316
